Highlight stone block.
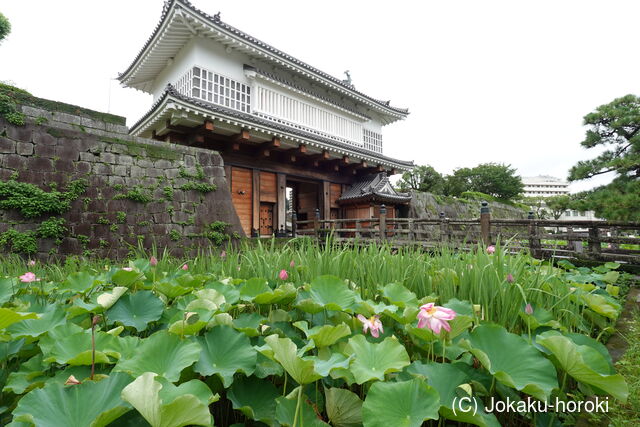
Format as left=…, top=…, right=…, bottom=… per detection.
left=79, top=152, right=96, bottom=162
left=130, top=165, right=146, bottom=178
left=34, top=144, right=56, bottom=158
left=55, top=144, right=79, bottom=161
left=146, top=168, right=163, bottom=178
left=28, top=157, right=53, bottom=172
left=184, top=155, right=196, bottom=167
left=78, top=137, right=100, bottom=153
left=108, top=175, right=125, bottom=186
left=136, top=159, right=153, bottom=168
left=55, top=160, right=75, bottom=173
left=113, top=165, right=128, bottom=176
left=118, top=155, right=133, bottom=166
left=75, top=161, right=91, bottom=175
left=109, top=144, right=127, bottom=154
left=100, top=152, right=117, bottom=164
left=164, top=168, right=180, bottom=179
left=32, top=131, right=56, bottom=145
left=6, top=125, right=32, bottom=143
left=0, top=137, right=16, bottom=154
left=93, top=164, right=111, bottom=175
left=154, top=159, right=172, bottom=169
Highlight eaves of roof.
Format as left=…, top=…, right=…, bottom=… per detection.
left=129, top=84, right=414, bottom=170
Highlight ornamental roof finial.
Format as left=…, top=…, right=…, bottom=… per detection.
left=213, top=11, right=221, bottom=21
left=343, top=70, right=353, bottom=87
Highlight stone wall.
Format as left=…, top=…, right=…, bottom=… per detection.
left=0, top=102, right=242, bottom=260
left=408, top=191, right=527, bottom=220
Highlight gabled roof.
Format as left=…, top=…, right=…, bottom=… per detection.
left=337, top=173, right=412, bottom=204
left=129, top=84, right=414, bottom=172
left=118, top=0, right=408, bottom=121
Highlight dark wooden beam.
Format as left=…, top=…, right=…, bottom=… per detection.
left=203, top=119, right=215, bottom=131
left=233, top=129, right=251, bottom=142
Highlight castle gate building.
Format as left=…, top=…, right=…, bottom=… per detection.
left=119, top=0, right=413, bottom=236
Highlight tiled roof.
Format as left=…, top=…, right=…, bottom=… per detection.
left=337, top=172, right=412, bottom=204
left=118, top=0, right=409, bottom=116
left=129, top=84, right=414, bottom=169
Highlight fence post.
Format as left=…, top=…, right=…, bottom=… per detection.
left=439, top=212, right=449, bottom=243
left=291, top=211, right=297, bottom=237
left=480, top=201, right=491, bottom=245
left=408, top=218, right=414, bottom=241
left=355, top=220, right=362, bottom=239
left=314, top=208, right=320, bottom=239
left=379, top=204, right=387, bottom=242
left=588, top=226, right=602, bottom=257
left=528, top=211, right=541, bottom=258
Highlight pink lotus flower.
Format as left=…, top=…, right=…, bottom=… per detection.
left=150, top=256, right=158, bottom=267
left=182, top=264, right=188, bottom=270
left=486, top=245, right=496, bottom=254
left=122, top=267, right=133, bottom=272
left=64, top=375, right=81, bottom=385
left=524, top=303, right=534, bottom=315
left=357, top=314, right=383, bottom=338
left=506, top=273, right=514, bottom=283
left=417, top=303, right=457, bottom=334
left=278, top=269, right=288, bottom=280
left=220, top=250, right=227, bottom=259
left=27, top=260, right=36, bottom=266
left=289, top=260, right=295, bottom=268
left=19, top=272, right=37, bottom=283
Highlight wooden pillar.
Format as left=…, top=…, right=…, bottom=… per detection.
left=480, top=201, right=491, bottom=245
left=439, top=212, right=449, bottom=243
left=379, top=204, right=387, bottom=242
left=314, top=208, right=320, bottom=238
left=528, top=211, right=541, bottom=258
left=322, top=181, right=330, bottom=221
left=291, top=211, right=297, bottom=238
left=224, top=165, right=232, bottom=190
left=277, top=173, right=287, bottom=233
left=252, top=169, right=260, bottom=236
left=588, top=226, right=602, bottom=256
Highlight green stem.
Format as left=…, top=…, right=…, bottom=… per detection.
left=283, top=371, right=288, bottom=396
left=293, top=385, right=303, bottom=427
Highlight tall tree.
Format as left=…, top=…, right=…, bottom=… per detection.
left=447, top=163, right=524, bottom=200
left=569, top=95, right=640, bottom=221
left=569, top=94, right=640, bottom=181
left=0, top=12, right=10, bottom=43
left=396, top=165, right=445, bottom=194
left=544, top=195, right=572, bottom=220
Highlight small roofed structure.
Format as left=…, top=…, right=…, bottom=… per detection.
left=338, top=173, right=411, bottom=220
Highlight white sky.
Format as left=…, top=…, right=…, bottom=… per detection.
left=2, top=0, right=638, bottom=193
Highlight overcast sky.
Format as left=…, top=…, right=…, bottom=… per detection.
left=2, top=0, right=638, bottom=192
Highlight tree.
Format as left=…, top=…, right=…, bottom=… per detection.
left=568, top=95, right=640, bottom=221
left=522, top=196, right=549, bottom=219
left=445, top=163, right=524, bottom=200
left=544, top=195, right=572, bottom=220
left=0, top=12, right=10, bottom=43
left=396, top=165, right=445, bottom=194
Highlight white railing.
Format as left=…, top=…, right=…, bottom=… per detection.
left=175, top=66, right=384, bottom=154
left=175, top=66, right=251, bottom=113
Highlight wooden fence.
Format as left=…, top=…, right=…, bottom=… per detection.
left=290, top=202, right=640, bottom=265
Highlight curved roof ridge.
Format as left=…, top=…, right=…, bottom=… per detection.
left=118, top=0, right=409, bottom=116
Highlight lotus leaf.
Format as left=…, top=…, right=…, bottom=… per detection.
left=227, top=375, right=279, bottom=425
left=0, top=308, right=37, bottom=330
left=120, top=372, right=215, bottom=427
left=463, top=324, right=558, bottom=401
left=325, top=387, right=363, bottom=427
left=307, top=275, right=357, bottom=311
left=59, top=271, right=96, bottom=293
left=107, top=291, right=164, bottom=332
left=275, top=393, right=329, bottom=427
left=8, top=306, right=66, bottom=338
left=12, top=372, right=133, bottom=427
left=345, top=335, right=410, bottom=384
left=293, top=321, right=351, bottom=347
left=97, top=287, right=128, bottom=310
left=204, top=280, right=240, bottom=304
left=194, top=325, right=257, bottom=387
left=265, top=334, right=322, bottom=385
left=114, top=330, right=201, bottom=382
left=537, top=333, right=628, bottom=402
left=362, top=378, right=440, bottom=427
left=382, top=283, right=418, bottom=308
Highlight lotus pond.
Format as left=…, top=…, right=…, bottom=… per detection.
left=0, top=239, right=633, bottom=426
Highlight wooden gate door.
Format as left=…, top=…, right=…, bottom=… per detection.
left=259, top=203, right=274, bottom=236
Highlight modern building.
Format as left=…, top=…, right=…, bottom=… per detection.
left=522, top=175, right=599, bottom=221
left=522, top=175, right=569, bottom=198
left=119, top=0, right=413, bottom=236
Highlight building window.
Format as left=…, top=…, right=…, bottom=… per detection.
left=175, top=67, right=251, bottom=113
left=363, top=129, right=383, bottom=153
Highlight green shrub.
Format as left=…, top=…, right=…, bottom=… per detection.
left=0, top=229, right=37, bottom=254
left=37, top=217, right=67, bottom=239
